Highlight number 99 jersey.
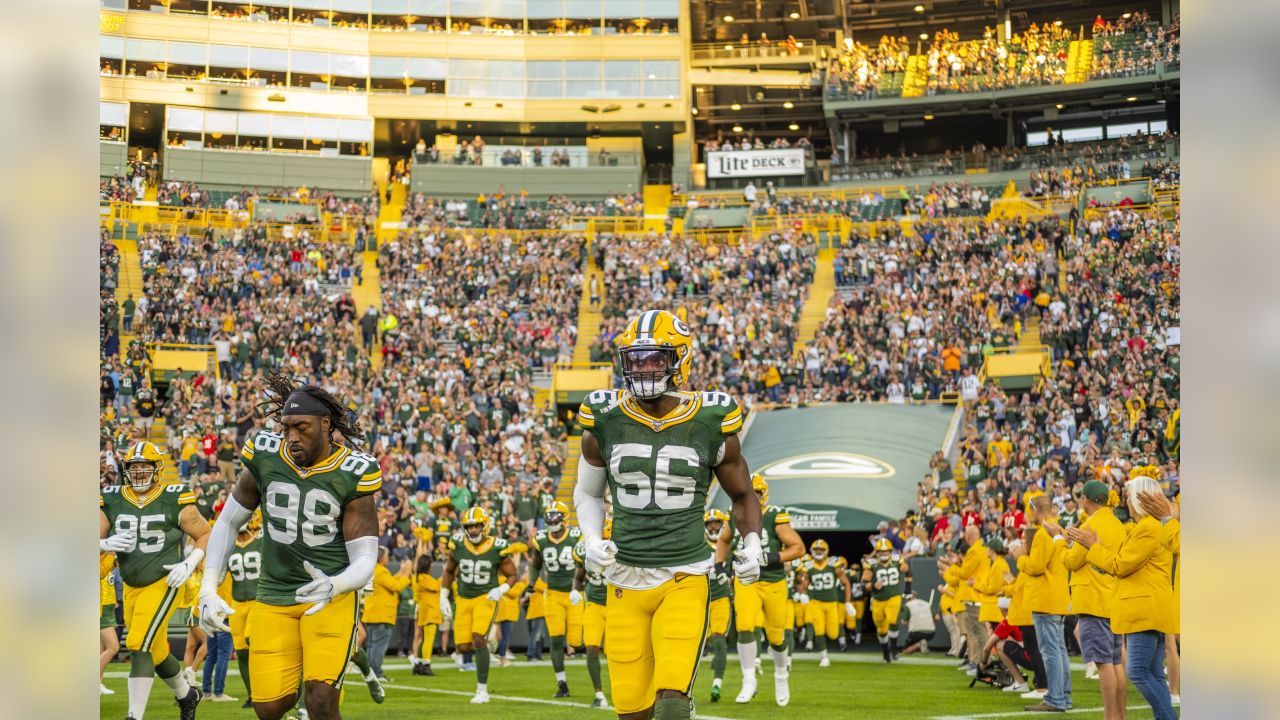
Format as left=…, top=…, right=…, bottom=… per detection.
left=241, top=431, right=382, bottom=606
left=578, top=389, right=745, bottom=569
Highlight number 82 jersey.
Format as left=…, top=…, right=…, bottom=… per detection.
left=241, top=431, right=382, bottom=606
left=578, top=389, right=744, bottom=569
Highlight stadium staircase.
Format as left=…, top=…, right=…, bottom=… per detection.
left=556, top=435, right=582, bottom=521
left=357, top=181, right=403, bottom=370
left=1065, top=40, right=1094, bottom=83
left=901, top=55, right=928, bottom=98
left=792, top=247, right=836, bottom=356
left=112, top=235, right=144, bottom=362
left=642, top=184, right=671, bottom=233
left=571, top=255, right=604, bottom=366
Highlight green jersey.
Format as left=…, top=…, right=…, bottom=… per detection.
left=802, top=558, right=841, bottom=602
left=532, top=527, right=581, bottom=592
left=577, top=389, right=745, bottom=568
left=725, top=505, right=792, bottom=584
left=227, top=535, right=263, bottom=603
left=241, top=430, right=382, bottom=605
left=869, top=559, right=908, bottom=601
left=708, top=540, right=731, bottom=601
left=449, top=535, right=513, bottom=599
left=100, top=483, right=196, bottom=588
left=574, top=541, right=608, bottom=606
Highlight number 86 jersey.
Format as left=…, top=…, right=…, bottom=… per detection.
left=577, top=389, right=744, bottom=570
left=241, top=431, right=382, bottom=606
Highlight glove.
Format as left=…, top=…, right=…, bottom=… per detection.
left=795, top=593, right=810, bottom=605
left=583, top=536, right=618, bottom=574
left=197, top=590, right=235, bottom=633
left=845, top=601, right=857, bottom=617
left=732, top=531, right=765, bottom=585
left=439, top=588, right=454, bottom=619
left=295, top=561, right=340, bottom=615
left=487, top=583, right=511, bottom=602
left=100, top=530, right=134, bottom=553
left=162, top=548, right=203, bottom=589
left=569, top=589, right=583, bottom=606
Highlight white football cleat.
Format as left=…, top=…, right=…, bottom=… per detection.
left=818, top=655, right=831, bottom=668
left=754, top=658, right=763, bottom=676
left=470, top=689, right=490, bottom=704
left=100, top=683, right=114, bottom=695
left=735, top=674, right=757, bottom=703
left=1003, top=682, right=1029, bottom=693
left=774, top=671, right=790, bottom=707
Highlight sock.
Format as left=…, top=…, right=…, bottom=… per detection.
left=652, top=696, right=694, bottom=720
left=555, top=670, right=566, bottom=683
left=880, top=635, right=890, bottom=661
left=784, top=628, right=795, bottom=656
left=815, top=635, right=828, bottom=653
left=712, top=677, right=722, bottom=688
left=236, top=649, right=252, bottom=698
left=769, top=646, right=789, bottom=676
left=463, top=650, right=474, bottom=664
left=586, top=650, right=603, bottom=692
left=737, top=639, right=757, bottom=677
left=550, top=636, right=566, bottom=673
left=709, top=635, right=727, bottom=680
left=475, top=645, right=490, bottom=684
left=888, top=629, right=898, bottom=656
left=805, top=624, right=815, bottom=645
left=128, top=677, right=154, bottom=719
left=756, top=629, right=766, bottom=658
left=156, top=654, right=190, bottom=698
left=296, top=679, right=306, bottom=710
left=351, top=647, right=372, bottom=677
left=820, top=648, right=829, bottom=662
left=476, top=682, right=487, bottom=694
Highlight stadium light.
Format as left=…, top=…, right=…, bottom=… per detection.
left=691, top=107, right=698, bottom=115
left=913, top=4, right=924, bottom=13
left=923, top=114, right=934, bottom=120
left=732, top=125, right=743, bottom=132
left=1126, top=96, right=1137, bottom=102
left=920, top=33, right=928, bottom=39
left=1053, top=20, right=1062, bottom=26
left=731, top=103, right=742, bottom=110
left=788, top=123, right=800, bottom=131
left=1123, top=12, right=1132, bottom=18
left=724, top=44, right=734, bottom=51
left=783, top=101, right=794, bottom=109
left=790, top=12, right=799, bottom=19
left=723, top=15, right=734, bottom=22
left=1055, top=103, right=1064, bottom=109
left=844, top=37, right=853, bottom=51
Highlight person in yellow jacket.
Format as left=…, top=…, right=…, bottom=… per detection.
left=1063, top=480, right=1127, bottom=720
left=954, top=525, right=991, bottom=670
left=976, top=537, right=1010, bottom=629
left=1067, top=474, right=1177, bottom=720
left=1021, top=496, right=1073, bottom=712
left=1137, top=488, right=1180, bottom=706
left=998, top=540, right=1045, bottom=695
left=411, top=554, right=442, bottom=676
left=362, top=547, right=412, bottom=681
left=936, top=550, right=963, bottom=657
left=524, top=577, right=549, bottom=662
left=100, top=553, right=120, bottom=695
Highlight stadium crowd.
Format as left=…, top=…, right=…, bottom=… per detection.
left=401, top=190, right=642, bottom=230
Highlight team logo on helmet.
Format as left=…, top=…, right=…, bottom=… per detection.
left=615, top=309, right=695, bottom=400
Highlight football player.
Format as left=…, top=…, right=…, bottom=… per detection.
left=861, top=538, right=912, bottom=663
left=703, top=510, right=732, bottom=702
left=195, top=373, right=382, bottom=720
left=573, top=517, right=612, bottom=709
left=226, top=510, right=263, bottom=707
left=574, top=309, right=766, bottom=720
left=524, top=501, right=584, bottom=697
left=100, top=441, right=212, bottom=720
left=715, top=474, right=805, bottom=706
left=794, top=540, right=857, bottom=667
left=439, top=506, right=520, bottom=704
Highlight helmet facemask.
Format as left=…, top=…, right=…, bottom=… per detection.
left=618, top=346, right=679, bottom=400
left=126, top=461, right=158, bottom=494
left=812, top=543, right=828, bottom=562
left=545, top=511, right=565, bottom=534
left=464, top=522, right=485, bottom=544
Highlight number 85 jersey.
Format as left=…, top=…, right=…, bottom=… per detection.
left=241, top=431, right=382, bottom=605
left=578, top=389, right=744, bottom=570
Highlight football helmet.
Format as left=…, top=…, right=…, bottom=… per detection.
left=810, top=539, right=829, bottom=562
left=545, top=500, right=570, bottom=534
left=751, top=473, right=769, bottom=506
left=704, top=509, right=728, bottom=544
left=874, top=538, right=893, bottom=564
left=122, top=441, right=166, bottom=494
left=461, top=506, right=491, bottom=544
left=614, top=309, right=694, bottom=400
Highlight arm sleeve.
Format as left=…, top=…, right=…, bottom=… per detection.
left=199, top=492, right=252, bottom=595
left=1086, top=522, right=1158, bottom=579
left=328, top=536, right=379, bottom=597
left=573, top=455, right=608, bottom=542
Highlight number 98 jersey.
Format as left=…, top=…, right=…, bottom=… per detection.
left=578, top=389, right=744, bottom=569
left=241, top=431, right=382, bottom=606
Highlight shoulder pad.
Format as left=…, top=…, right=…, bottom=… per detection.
left=700, top=391, right=745, bottom=434
left=578, top=389, right=622, bottom=429
left=245, top=431, right=284, bottom=457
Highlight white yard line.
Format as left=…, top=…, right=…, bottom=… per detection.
left=384, top=683, right=743, bottom=719
left=931, top=704, right=1151, bottom=719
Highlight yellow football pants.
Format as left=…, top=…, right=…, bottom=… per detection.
left=229, top=599, right=256, bottom=652
left=871, top=595, right=904, bottom=637
left=708, top=597, right=731, bottom=637
left=732, top=578, right=788, bottom=646
left=809, top=600, right=841, bottom=640
left=544, top=588, right=585, bottom=646
left=249, top=592, right=359, bottom=703
left=847, top=599, right=866, bottom=629
left=584, top=601, right=607, bottom=648
left=454, top=594, right=498, bottom=642
left=122, top=578, right=180, bottom=662
left=794, top=598, right=807, bottom=627
left=605, top=574, right=709, bottom=715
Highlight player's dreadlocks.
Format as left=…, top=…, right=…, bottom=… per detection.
left=259, top=369, right=365, bottom=445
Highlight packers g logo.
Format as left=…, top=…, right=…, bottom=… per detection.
left=756, top=452, right=896, bottom=479
left=671, top=317, right=691, bottom=336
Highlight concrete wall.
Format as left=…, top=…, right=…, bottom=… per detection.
left=101, top=141, right=128, bottom=177
left=162, top=147, right=372, bottom=192
left=410, top=163, right=641, bottom=198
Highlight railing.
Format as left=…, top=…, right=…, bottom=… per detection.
left=101, top=201, right=367, bottom=244
left=690, top=39, right=818, bottom=62
left=415, top=148, right=642, bottom=169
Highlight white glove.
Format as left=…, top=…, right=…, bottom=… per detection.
left=487, top=582, right=511, bottom=602
left=796, top=593, right=810, bottom=605
left=439, top=588, right=454, bottom=619
left=732, top=531, right=765, bottom=585
left=569, top=589, right=583, bottom=606
left=100, top=530, right=135, bottom=553
left=295, top=561, right=340, bottom=615
left=845, top=601, right=857, bottom=617
left=197, top=590, right=235, bottom=633
left=583, top=536, right=618, bottom=574
left=162, top=548, right=203, bottom=589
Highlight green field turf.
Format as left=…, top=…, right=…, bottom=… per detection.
left=101, top=652, right=1165, bottom=719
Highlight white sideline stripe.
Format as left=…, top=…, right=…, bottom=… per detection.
left=384, top=684, right=741, bottom=719
left=931, top=704, right=1151, bottom=720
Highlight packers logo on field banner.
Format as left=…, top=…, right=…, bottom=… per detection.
left=756, top=452, right=896, bottom=479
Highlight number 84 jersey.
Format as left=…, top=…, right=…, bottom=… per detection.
left=578, top=389, right=745, bottom=571
left=241, top=431, right=382, bottom=606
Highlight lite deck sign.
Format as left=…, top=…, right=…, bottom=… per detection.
left=707, top=148, right=807, bottom=178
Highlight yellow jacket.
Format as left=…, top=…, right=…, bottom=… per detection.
left=100, top=552, right=116, bottom=607
left=940, top=564, right=962, bottom=614
left=413, top=572, right=442, bottom=626
left=526, top=578, right=548, bottom=619
left=978, top=555, right=1010, bottom=622
left=1165, top=518, right=1180, bottom=633
left=1020, top=528, right=1070, bottom=615
left=363, top=563, right=411, bottom=625
left=955, top=542, right=988, bottom=604
left=1085, top=516, right=1176, bottom=635
left=1063, top=506, right=1123, bottom=618
left=1003, top=565, right=1033, bottom=626
left=497, top=580, right=525, bottom=623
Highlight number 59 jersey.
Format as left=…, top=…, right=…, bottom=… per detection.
left=241, top=431, right=382, bottom=605
left=577, top=389, right=745, bottom=569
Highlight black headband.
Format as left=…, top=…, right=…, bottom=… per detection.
left=282, top=390, right=330, bottom=417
